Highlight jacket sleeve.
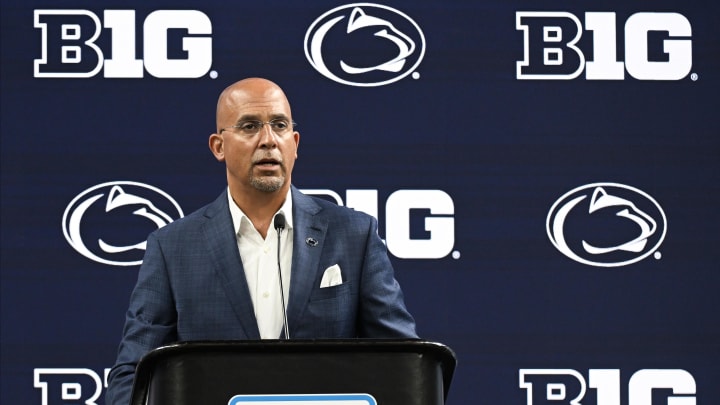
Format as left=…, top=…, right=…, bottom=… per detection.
left=357, top=216, right=418, bottom=338
left=105, top=232, right=178, bottom=405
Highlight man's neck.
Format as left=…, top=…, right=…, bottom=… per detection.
left=229, top=184, right=289, bottom=238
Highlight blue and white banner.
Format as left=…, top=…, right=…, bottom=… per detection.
left=1, top=0, right=718, bottom=404
left=228, top=394, right=376, bottom=405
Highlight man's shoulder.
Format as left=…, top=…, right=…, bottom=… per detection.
left=297, top=190, right=374, bottom=224
left=153, top=191, right=226, bottom=236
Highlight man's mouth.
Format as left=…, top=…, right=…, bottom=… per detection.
left=254, top=158, right=281, bottom=168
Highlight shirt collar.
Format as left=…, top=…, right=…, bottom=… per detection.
left=227, top=187, right=294, bottom=235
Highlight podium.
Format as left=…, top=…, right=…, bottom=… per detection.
left=130, top=340, right=456, bottom=405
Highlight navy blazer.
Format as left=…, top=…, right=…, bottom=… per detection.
left=106, top=187, right=417, bottom=405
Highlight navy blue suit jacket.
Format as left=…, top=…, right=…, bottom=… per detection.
left=106, top=187, right=417, bottom=405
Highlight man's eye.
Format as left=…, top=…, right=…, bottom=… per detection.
left=240, top=122, right=261, bottom=131
left=271, top=120, right=289, bottom=130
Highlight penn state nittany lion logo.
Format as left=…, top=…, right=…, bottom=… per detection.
left=63, top=181, right=183, bottom=266
left=546, top=183, right=667, bottom=267
left=305, top=3, right=425, bottom=87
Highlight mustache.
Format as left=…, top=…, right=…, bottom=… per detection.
left=252, top=152, right=283, bottom=164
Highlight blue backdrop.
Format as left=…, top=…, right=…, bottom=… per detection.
left=1, top=0, right=718, bottom=404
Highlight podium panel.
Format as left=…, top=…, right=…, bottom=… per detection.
left=131, top=340, right=456, bottom=405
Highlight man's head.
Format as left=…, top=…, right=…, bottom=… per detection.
left=209, top=78, right=299, bottom=196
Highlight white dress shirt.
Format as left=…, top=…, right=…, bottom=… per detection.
left=227, top=188, right=293, bottom=339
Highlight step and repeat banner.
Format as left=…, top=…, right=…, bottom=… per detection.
left=1, top=0, right=718, bottom=404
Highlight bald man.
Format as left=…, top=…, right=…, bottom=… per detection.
left=105, top=78, right=417, bottom=405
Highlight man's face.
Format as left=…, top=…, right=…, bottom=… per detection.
left=211, top=81, right=299, bottom=194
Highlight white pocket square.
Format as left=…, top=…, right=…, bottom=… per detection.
left=320, top=264, right=343, bottom=288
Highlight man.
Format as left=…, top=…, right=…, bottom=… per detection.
left=105, top=78, right=417, bottom=405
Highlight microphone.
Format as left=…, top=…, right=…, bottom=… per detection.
left=274, top=213, right=290, bottom=339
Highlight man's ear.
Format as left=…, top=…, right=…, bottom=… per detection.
left=209, top=133, right=225, bottom=162
left=294, top=131, right=300, bottom=159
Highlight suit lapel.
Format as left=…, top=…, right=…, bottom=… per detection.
left=287, top=187, right=327, bottom=328
left=202, top=191, right=261, bottom=339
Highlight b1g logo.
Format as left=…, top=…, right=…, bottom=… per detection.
left=520, top=369, right=696, bottom=405
left=302, top=189, right=455, bottom=259
left=516, top=12, right=692, bottom=80
left=34, top=368, right=110, bottom=405
left=62, top=181, right=184, bottom=266
left=34, top=9, right=212, bottom=78
left=546, top=183, right=667, bottom=267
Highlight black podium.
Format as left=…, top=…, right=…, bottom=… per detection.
left=130, top=340, right=456, bottom=405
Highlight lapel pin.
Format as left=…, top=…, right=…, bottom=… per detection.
left=305, top=237, right=319, bottom=246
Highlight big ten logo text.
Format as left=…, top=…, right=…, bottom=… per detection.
left=34, top=368, right=111, bottom=405
left=301, top=189, right=455, bottom=259
left=516, top=12, right=692, bottom=80
left=34, top=10, right=212, bottom=78
left=520, top=369, right=696, bottom=405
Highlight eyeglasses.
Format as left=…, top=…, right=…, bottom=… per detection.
left=219, top=119, right=297, bottom=136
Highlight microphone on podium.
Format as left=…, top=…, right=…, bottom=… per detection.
left=274, top=213, right=290, bottom=339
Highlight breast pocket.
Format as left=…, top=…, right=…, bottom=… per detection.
left=309, top=281, right=352, bottom=302
left=304, top=282, right=358, bottom=337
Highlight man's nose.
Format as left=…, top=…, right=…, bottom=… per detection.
left=257, top=123, right=278, bottom=148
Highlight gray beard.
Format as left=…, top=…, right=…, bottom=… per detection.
left=250, top=175, right=285, bottom=192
